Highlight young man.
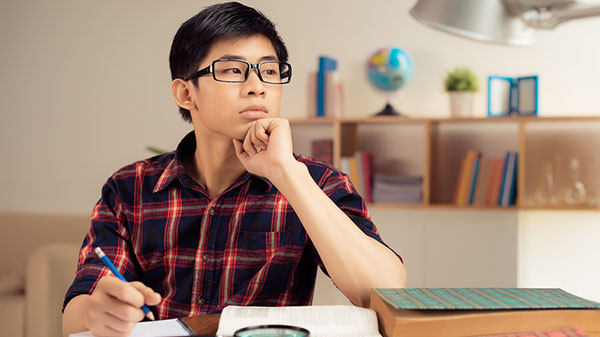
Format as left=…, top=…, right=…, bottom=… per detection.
left=62, top=2, right=406, bottom=336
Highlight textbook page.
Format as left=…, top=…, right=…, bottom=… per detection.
left=216, top=305, right=382, bottom=337
left=68, top=318, right=190, bottom=337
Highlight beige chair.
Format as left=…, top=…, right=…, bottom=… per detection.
left=0, top=213, right=88, bottom=337
left=26, top=243, right=81, bottom=337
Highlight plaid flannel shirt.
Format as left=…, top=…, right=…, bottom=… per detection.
left=64, top=131, right=399, bottom=319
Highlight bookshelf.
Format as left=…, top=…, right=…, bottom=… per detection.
left=289, top=116, right=600, bottom=211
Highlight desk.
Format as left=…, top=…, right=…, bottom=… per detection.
left=181, top=314, right=220, bottom=335
left=178, top=314, right=598, bottom=337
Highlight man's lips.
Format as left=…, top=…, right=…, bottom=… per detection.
left=239, top=105, right=268, bottom=118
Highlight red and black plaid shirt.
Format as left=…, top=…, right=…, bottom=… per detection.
left=64, top=131, right=399, bottom=319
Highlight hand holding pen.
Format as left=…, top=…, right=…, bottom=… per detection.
left=82, top=247, right=161, bottom=336
left=94, top=247, right=157, bottom=320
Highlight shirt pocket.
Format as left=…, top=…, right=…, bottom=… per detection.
left=231, top=229, right=293, bottom=295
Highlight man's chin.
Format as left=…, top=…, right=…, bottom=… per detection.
left=233, top=122, right=254, bottom=141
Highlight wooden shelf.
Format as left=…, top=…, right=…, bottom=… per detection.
left=289, top=116, right=600, bottom=212
left=519, top=205, right=600, bottom=211
left=367, top=203, right=599, bottom=211
left=289, top=116, right=600, bottom=124
left=367, top=203, right=518, bottom=211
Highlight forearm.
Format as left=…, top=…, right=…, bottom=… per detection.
left=62, top=294, right=90, bottom=337
left=271, top=161, right=406, bottom=307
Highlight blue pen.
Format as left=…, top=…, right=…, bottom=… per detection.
left=94, top=247, right=155, bottom=320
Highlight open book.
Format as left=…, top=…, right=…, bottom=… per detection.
left=216, top=305, right=381, bottom=337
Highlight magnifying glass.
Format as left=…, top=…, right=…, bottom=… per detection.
left=233, top=324, right=310, bottom=337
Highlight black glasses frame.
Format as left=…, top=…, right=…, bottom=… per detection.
left=184, top=59, right=292, bottom=84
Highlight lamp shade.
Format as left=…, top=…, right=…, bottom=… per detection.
left=410, top=0, right=535, bottom=45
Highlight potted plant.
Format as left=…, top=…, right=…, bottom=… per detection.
left=444, top=67, right=479, bottom=117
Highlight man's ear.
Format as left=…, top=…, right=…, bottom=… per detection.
left=171, top=79, right=196, bottom=111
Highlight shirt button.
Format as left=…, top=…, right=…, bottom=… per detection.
left=208, top=207, right=215, bottom=216
left=197, top=297, right=204, bottom=305
left=201, top=254, right=209, bottom=262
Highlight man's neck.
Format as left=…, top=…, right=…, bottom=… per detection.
left=186, top=133, right=246, bottom=199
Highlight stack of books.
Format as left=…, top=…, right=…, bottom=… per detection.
left=453, top=150, right=518, bottom=207
left=370, top=288, right=600, bottom=337
left=372, top=174, right=422, bottom=204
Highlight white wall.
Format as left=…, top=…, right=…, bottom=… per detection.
left=2, top=0, right=599, bottom=302
left=314, top=209, right=519, bottom=305
left=517, top=211, right=600, bottom=302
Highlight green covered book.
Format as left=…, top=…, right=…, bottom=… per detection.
left=370, top=288, right=600, bottom=337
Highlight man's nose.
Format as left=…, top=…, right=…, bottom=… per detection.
left=243, top=68, right=266, bottom=96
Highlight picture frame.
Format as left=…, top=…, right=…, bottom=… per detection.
left=487, top=75, right=539, bottom=117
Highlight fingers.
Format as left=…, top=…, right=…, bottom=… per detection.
left=252, top=121, right=269, bottom=149
left=87, top=303, right=138, bottom=337
left=101, top=277, right=147, bottom=309
left=241, top=121, right=270, bottom=156
left=129, top=281, right=162, bottom=306
left=86, top=276, right=159, bottom=336
left=235, top=118, right=293, bottom=168
left=249, top=130, right=263, bottom=152
left=242, top=129, right=258, bottom=156
left=95, top=293, right=146, bottom=321
left=232, top=138, right=244, bottom=156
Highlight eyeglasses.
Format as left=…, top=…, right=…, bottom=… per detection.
left=185, top=59, right=292, bottom=84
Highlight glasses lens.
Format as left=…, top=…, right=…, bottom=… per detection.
left=259, top=62, right=291, bottom=84
left=213, top=60, right=248, bottom=82
left=259, top=62, right=282, bottom=83
left=279, top=63, right=291, bottom=83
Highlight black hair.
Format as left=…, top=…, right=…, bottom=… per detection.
left=169, top=1, right=289, bottom=123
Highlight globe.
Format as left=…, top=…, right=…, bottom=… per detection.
left=367, top=47, right=414, bottom=115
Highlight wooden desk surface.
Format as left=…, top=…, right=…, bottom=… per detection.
left=181, top=314, right=221, bottom=335
left=180, top=312, right=599, bottom=337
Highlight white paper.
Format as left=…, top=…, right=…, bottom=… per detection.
left=518, top=78, right=536, bottom=113
left=489, top=78, right=511, bottom=115
left=216, top=305, right=381, bottom=337
left=69, top=318, right=190, bottom=337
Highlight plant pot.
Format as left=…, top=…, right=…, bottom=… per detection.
left=448, top=91, right=474, bottom=117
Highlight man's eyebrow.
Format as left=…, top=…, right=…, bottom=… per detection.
left=219, top=54, right=279, bottom=62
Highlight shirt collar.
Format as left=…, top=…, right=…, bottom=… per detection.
left=153, top=131, right=273, bottom=193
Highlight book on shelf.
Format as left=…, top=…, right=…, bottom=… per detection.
left=357, top=151, right=373, bottom=203
left=308, top=69, right=344, bottom=118
left=473, top=158, right=489, bottom=206
left=325, top=71, right=344, bottom=118
left=453, top=150, right=480, bottom=206
left=453, top=151, right=518, bottom=207
left=468, top=152, right=482, bottom=205
left=339, top=156, right=351, bottom=177
left=499, top=151, right=518, bottom=207
left=370, top=288, right=600, bottom=337
left=216, top=305, right=382, bottom=337
left=317, top=55, right=338, bottom=117
left=349, top=156, right=361, bottom=194
left=311, top=139, right=333, bottom=165
left=308, top=71, right=317, bottom=117
left=484, top=159, right=504, bottom=206
left=453, top=158, right=467, bottom=204
left=355, top=152, right=364, bottom=199
left=340, top=151, right=374, bottom=203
